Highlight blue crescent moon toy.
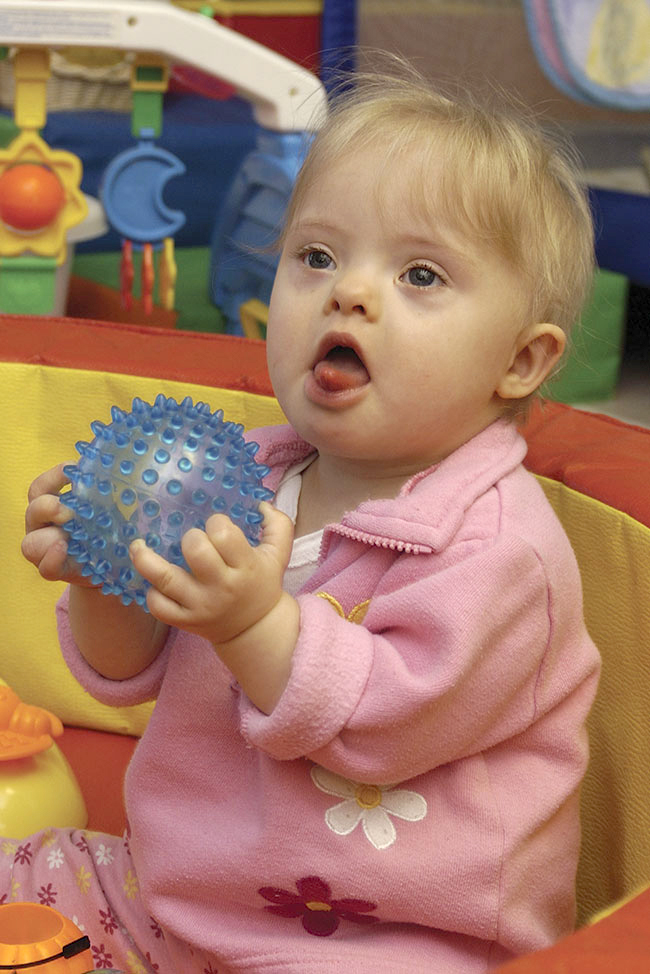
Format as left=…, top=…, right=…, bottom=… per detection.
left=100, top=140, right=186, bottom=244
left=61, top=395, right=274, bottom=609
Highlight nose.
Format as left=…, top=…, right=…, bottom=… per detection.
left=324, top=271, right=379, bottom=321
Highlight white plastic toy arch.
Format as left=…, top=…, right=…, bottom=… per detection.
left=0, top=0, right=327, bottom=132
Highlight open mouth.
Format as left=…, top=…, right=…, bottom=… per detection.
left=312, top=342, right=370, bottom=393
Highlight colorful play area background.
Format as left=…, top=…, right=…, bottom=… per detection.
left=1, top=0, right=648, bottom=409
left=2, top=1, right=650, bottom=969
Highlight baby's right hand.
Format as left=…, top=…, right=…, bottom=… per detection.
left=21, top=463, right=91, bottom=586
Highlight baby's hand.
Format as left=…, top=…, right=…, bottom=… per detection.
left=21, top=463, right=93, bottom=587
left=130, top=503, right=294, bottom=646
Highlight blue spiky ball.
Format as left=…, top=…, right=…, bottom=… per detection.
left=61, top=395, right=274, bottom=608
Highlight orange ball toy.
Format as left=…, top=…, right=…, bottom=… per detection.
left=0, top=163, right=66, bottom=231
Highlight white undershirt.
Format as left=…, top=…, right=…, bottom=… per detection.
left=274, top=456, right=323, bottom=596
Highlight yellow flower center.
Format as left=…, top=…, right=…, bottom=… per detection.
left=305, top=901, right=332, bottom=912
left=355, top=784, right=383, bottom=810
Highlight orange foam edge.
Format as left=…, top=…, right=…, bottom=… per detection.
left=0, top=313, right=274, bottom=397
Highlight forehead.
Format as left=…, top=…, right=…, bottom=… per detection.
left=291, top=137, right=476, bottom=248
left=287, top=136, right=531, bottom=306
left=293, top=125, right=533, bottom=283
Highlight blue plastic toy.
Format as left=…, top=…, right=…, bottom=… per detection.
left=100, top=139, right=187, bottom=244
left=61, top=395, right=274, bottom=609
left=210, top=129, right=312, bottom=335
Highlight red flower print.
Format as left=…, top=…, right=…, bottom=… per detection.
left=91, top=944, right=113, bottom=967
left=145, top=952, right=159, bottom=971
left=75, top=834, right=90, bottom=855
left=258, top=875, right=380, bottom=937
left=204, top=965, right=219, bottom=974
left=14, top=843, right=32, bottom=866
left=37, top=883, right=57, bottom=906
left=150, top=916, right=164, bottom=939
left=99, top=907, right=118, bottom=934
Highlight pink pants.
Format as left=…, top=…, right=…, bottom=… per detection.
left=0, top=827, right=215, bottom=973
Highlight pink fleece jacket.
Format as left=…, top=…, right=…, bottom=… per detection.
left=58, top=418, right=600, bottom=973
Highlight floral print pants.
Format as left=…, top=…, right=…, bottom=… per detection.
left=0, top=827, right=210, bottom=973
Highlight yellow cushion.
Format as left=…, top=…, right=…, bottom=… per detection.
left=538, top=476, right=650, bottom=924
left=5, top=360, right=284, bottom=735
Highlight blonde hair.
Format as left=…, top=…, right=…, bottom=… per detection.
left=285, top=68, right=595, bottom=342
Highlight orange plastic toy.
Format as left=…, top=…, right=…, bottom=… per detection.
left=0, top=163, right=66, bottom=232
left=0, top=684, right=63, bottom=762
left=0, top=683, right=87, bottom=838
left=0, top=902, right=92, bottom=972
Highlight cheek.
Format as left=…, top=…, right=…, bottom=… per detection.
left=264, top=314, right=286, bottom=396
left=265, top=317, right=303, bottom=408
left=266, top=287, right=292, bottom=360
left=265, top=334, right=288, bottom=397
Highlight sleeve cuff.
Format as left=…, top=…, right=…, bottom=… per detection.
left=239, top=594, right=373, bottom=759
left=56, top=587, right=173, bottom=708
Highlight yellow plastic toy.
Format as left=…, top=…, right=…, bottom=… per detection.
left=0, top=683, right=87, bottom=839
left=0, top=902, right=93, bottom=972
left=0, top=49, right=88, bottom=265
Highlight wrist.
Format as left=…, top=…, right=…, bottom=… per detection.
left=213, top=591, right=300, bottom=714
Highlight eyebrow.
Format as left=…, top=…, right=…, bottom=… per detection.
left=287, top=219, right=480, bottom=271
left=287, top=219, right=340, bottom=236
left=290, top=221, right=463, bottom=251
left=400, top=233, right=479, bottom=268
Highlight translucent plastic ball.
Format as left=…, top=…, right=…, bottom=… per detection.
left=61, top=395, right=274, bottom=608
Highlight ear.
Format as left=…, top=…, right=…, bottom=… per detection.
left=496, top=323, right=566, bottom=401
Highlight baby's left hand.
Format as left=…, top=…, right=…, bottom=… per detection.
left=130, top=502, right=293, bottom=647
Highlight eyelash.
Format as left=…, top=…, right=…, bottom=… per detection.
left=400, top=262, right=446, bottom=288
left=296, top=246, right=334, bottom=270
left=293, top=248, right=447, bottom=288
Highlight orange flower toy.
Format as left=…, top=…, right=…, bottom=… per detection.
left=0, top=683, right=87, bottom=838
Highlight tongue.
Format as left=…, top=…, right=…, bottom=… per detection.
left=313, top=348, right=370, bottom=392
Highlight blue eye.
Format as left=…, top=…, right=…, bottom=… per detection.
left=405, top=265, right=439, bottom=287
left=305, top=250, right=332, bottom=270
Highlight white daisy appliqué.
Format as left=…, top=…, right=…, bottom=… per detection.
left=311, top=765, right=427, bottom=850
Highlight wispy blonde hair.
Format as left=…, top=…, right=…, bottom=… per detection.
left=284, top=64, right=595, bottom=343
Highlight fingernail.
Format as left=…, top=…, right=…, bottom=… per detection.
left=130, top=538, right=145, bottom=555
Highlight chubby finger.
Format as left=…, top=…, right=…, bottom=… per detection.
left=130, top=538, right=191, bottom=602
left=21, top=526, right=69, bottom=581
left=27, top=463, right=71, bottom=504
left=180, top=526, right=229, bottom=583
left=24, top=491, right=70, bottom=533
left=203, top=514, right=252, bottom=568
left=259, top=502, right=295, bottom=568
left=130, top=539, right=201, bottom=625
